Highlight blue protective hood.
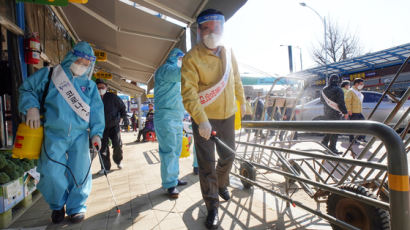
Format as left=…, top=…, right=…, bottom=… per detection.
left=61, top=41, right=96, bottom=78
left=166, top=48, right=184, bottom=66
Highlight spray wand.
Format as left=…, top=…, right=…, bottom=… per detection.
left=94, top=143, right=121, bottom=214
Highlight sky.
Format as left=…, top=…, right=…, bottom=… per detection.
left=222, top=0, right=410, bottom=76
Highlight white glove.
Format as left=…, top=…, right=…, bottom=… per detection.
left=198, top=121, right=212, bottom=140
left=241, top=104, right=246, bottom=118
left=91, top=135, right=102, bottom=151
left=26, top=108, right=40, bottom=129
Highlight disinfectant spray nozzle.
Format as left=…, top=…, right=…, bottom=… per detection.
left=94, top=142, right=99, bottom=151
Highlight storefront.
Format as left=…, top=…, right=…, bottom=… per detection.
left=0, top=0, right=24, bottom=149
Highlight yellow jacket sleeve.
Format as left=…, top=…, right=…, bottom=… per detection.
left=231, top=52, right=245, bottom=105
left=181, top=55, right=208, bottom=124
left=345, top=90, right=353, bottom=112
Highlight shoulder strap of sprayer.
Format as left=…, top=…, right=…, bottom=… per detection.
left=40, top=67, right=53, bottom=114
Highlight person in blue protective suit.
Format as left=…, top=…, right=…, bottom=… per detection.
left=154, top=48, right=188, bottom=198
left=18, top=41, right=105, bottom=224
left=192, top=146, right=199, bottom=174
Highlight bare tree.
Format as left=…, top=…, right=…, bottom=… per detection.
left=312, top=19, right=362, bottom=65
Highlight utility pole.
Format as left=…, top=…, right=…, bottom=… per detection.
left=288, top=45, right=293, bottom=73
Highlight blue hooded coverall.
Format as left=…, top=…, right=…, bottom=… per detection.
left=18, top=42, right=105, bottom=215
left=154, top=48, right=185, bottom=189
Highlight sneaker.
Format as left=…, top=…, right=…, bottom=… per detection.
left=329, top=149, right=343, bottom=155
left=117, top=163, right=123, bottom=169
left=51, top=207, right=65, bottom=224
left=167, top=187, right=179, bottom=198
left=177, top=179, right=187, bottom=186
left=218, top=187, right=230, bottom=201
left=69, top=213, right=85, bottom=223
left=193, top=167, right=199, bottom=175
left=205, top=209, right=219, bottom=229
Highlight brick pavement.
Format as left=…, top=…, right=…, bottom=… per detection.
left=10, top=132, right=332, bottom=230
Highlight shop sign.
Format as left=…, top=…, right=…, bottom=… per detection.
left=94, top=71, right=112, bottom=80
left=69, top=0, right=88, bottom=3
left=94, top=49, right=107, bottom=62
left=349, top=72, right=365, bottom=81
left=146, top=94, right=154, bottom=98
left=314, top=79, right=326, bottom=86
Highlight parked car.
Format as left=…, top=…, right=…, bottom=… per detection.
left=294, top=91, right=410, bottom=129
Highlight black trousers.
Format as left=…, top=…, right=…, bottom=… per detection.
left=192, top=115, right=235, bottom=211
left=349, top=113, right=366, bottom=142
left=137, top=127, right=151, bottom=141
left=100, top=125, right=123, bottom=170
left=322, top=114, right=342, bottom=150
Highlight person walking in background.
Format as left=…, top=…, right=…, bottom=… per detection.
left=243, top=96, right=253, bottom=133
left=253, top=92, right=264, bottom=137
left=320, top=74, right=348, bottom=154
left=254, top=92, right=264, bottom=121
left=130, top=111, right=138, bottom=132
left=341, top=80, right=350, bottom=94
left=154, top=48, right=188, bottom=198
left=181, top=9, right=246, bottom=229
left=243, top=96, right=253, bottom=121
left=345, top=78, right=367, bottom=144
left=96, top=78, right=129, bottom=173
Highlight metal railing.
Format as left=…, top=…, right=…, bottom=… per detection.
left=235, top=120, right=409, bottom=230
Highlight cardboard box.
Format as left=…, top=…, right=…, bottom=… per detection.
left=23, top=168, right=39, bottom=197
left=0, top=177, right=24, bottom=213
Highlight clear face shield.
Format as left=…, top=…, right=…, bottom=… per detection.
left=71, top=50, right=96, bottom=79
left=196, top=14, right=225, bottom=49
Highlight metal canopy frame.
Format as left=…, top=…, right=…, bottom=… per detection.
left=290, top=43, right=410, bottom=80
left=57, top=0, right=247, bottom=96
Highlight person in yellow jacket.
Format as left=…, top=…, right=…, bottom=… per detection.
left=345, top=78, right=366, bottom=143
left=243, top=96, right=253, bottom=120
left=341, top=80, right=350, bottom=94
left=181, top=9, right=245, bottom=229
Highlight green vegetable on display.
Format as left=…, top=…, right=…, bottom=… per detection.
left=0, top=151, right=38, bottom=184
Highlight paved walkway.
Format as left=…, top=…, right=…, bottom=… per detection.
left=10, top=132, right=332, bottom=230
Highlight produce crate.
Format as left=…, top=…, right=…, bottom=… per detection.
left=0, top=190, right=41, bottom=228
left=0, top=177, right=24, bottom=214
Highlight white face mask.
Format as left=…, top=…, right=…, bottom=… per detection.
left=202, top=33, right=223, bottom=49
left=70, top=63, right=88, bottom=77
left=99, top=89, right=107, bottom=96
left=357, top=84, right=364, bottom=90
left=177, top=59, right=182, bottom=68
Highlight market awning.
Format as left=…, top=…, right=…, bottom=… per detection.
left=54, top=0, right=247, bottom=96
left=241, top=76, right=296, bottom=86
left=289, top=43, right=410, bottom=80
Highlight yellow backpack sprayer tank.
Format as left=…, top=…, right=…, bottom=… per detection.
left=12, top=123, right=43, bottom=159
left=180, top=136, right=190, bottom=158
left=235, top=100, right=241, bottom=130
